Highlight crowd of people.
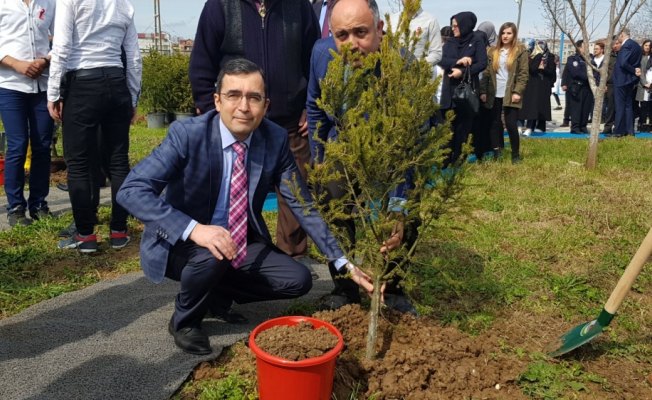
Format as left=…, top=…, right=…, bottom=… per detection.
left=1, top=0, right=649, bottom=355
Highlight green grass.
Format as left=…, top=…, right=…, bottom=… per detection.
left=1, top=131, right=651, bottom=399
left=518, top=356, right=608, bottom=399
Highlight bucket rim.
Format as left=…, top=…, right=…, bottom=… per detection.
left=248, top=315, right=344, bottom=367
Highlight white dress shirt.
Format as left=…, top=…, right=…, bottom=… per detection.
left=47, top=0, right=141, bottom=106
left=0, top=0, right=55, bottom=93
left=390, top=8, right=442, bottom=79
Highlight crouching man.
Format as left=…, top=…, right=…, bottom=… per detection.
left=117, top=59, right=373, bottom=355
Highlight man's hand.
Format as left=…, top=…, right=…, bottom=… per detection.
left=562, top=85, right=567, bottom=92
left=298, top=109, right=308, bottom=137
left=48, top=101, right=63, bottom=122
left=188, top=223, right=238, bottom=261
left=347, top=263, right=374, bottom=295
left=511, top=93, right=521, bottom=103
left=635, top=68, right=641, bottom=77
left=456, top=56, right=472, bottom=66
left=480, top=94, right=487, bottom=103
left=130, top=107, right=138, bottom=125
left=448, top=68, right=463, bottom=79
left=380, top=220, right=404, bottom=254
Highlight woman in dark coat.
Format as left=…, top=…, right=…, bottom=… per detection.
left=439, top=11, right=488, bottom=166
left=519, top=40, right=556, bottom=134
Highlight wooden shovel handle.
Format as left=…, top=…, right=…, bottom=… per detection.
left=604, top=227, right=652, bottom=314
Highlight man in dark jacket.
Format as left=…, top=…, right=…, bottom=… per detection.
left=603, top=38, right=620, bottom=134
left=566, top=40, right=593, bottom=134
left=438, top=11, right=487, bottom=166
left=189, top=0, right=320, bottom=258
left=613, top=28, right=642, bottom=136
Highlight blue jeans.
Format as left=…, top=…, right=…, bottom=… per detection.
left=0, top=88, right=53, bottom=211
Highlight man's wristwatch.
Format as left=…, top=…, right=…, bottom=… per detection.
left=345, top=262, right=356, bottom=272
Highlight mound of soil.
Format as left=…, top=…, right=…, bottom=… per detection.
left=189, top=304, right=651, bottom=399
left=316, top=305, right=526, bottom=399
left=254, top=321, right=339, bottom=361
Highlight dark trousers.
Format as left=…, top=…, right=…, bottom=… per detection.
left=274, top=115, right=309, bottom=257
left=563, top=91, right=571, bottom=123
left=472, top=106, right=492, bottom=159
left=0, top=89, right=53, bottom=211
left=489, top=99, right=520, bottom=158
left=603, top=84, right=615, bottom=131
left=614, top=83, right=636, bottom=135
left=569, top=83, right=593, bottom=133
left=443, top=109, right=474, bottom=167
left=62, top=69, right=132, bottom=235
left=638, top=101, right=652, bottom=129
left=165, top=240, right=312, bottom=330
left=526, top=119, right=546, bottom=131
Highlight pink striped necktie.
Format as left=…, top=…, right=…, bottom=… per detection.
left=228, top=142, right=248, bottom=268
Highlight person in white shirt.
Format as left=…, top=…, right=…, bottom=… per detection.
left=46, top=0, right=142, bottom=252
left=390, top=1, right=442, bottom=75
left=0, top=0, right=56, bottom=226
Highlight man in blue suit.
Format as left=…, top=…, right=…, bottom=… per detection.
left=306, top=0, right=417, bottom=314
left=613, top=28, right=642, bottom=136
left=117, top=59, right=373, bottom=355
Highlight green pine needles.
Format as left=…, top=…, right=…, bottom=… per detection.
left=306, top=0, right=468, bottom=359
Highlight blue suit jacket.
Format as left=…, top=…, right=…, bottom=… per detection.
left=306, top=36, right=337, bottom=163
left=117, top=110, right=343, bottom=283
left=613, top=38, right=642, bottom=87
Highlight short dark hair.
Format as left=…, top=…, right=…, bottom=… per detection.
left=215, top=58, right=266, bottom=94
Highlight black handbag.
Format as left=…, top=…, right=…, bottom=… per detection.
left=452, top=67, right=480, bottom=115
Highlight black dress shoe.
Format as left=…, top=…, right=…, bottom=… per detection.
left=383, top=294, right=418, bottom=316
left=168, top=318, right=212, bottom=355
left=316, top=294, right=356, bottom=311
left=207, top=308, right=249, bottom=324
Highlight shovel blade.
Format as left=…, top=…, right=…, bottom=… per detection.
left=547, top=309, right=615, bottom=357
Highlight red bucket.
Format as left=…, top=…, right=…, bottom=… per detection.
left=249, top=316, right=344, bottom=400
left=0, top=157, right=4, bottom=186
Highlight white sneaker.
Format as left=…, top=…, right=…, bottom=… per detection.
left=534, top=129, right=544, bottom=133
left=522, top=128, right=532, bottom=137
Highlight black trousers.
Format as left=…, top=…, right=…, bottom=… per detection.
left=62, top=68, right=132, bottom=235
left=472, top=106, right=492, bottom=159
left=603, top=84, right=615, bottom=131
left=443, top=109, right=474, bottom=167
left=638, top=101, right=652, bottom=129
left=489, top=99, right=520, bottom=158
left=165, top=239, right=312, bottom=330
left=569, top=83, right=593, bottom=133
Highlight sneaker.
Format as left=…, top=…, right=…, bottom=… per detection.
left=29, top=205, right=52, bottom=221
left=7, top=206, right=31, bottom=227
left=58, top=233, right=98, bottom=253
left=109, top=230, right=130, bottom=249
left=58, top=222, right=77, bottom=238
left=521, top=128, right=532, bottom=137
left=560, top=122, right=570, bottom=128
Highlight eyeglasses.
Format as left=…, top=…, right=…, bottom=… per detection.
left=220, top=91, right=267, bottom=106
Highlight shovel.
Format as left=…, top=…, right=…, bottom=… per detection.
left=547, top=227, right=652, bottom=357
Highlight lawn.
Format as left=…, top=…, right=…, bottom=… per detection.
left=1, top=129, right=651, bottom=398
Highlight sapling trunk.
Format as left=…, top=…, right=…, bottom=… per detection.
left=365, top=274, right=382, bottom=360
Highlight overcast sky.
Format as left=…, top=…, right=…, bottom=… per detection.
left=133, top=1, right=566, bottom=41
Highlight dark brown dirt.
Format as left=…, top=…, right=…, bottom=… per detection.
left=188, top=304, right=652, bottom=399
left=254, top=321, right=339, bottom=361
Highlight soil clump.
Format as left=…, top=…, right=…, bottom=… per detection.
left=254, top=320, right=339, bottom=361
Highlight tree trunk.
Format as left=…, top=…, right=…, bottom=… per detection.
left=365, top=275, right=382, bottom=360
left=586, top=84, right=606, bottom=169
